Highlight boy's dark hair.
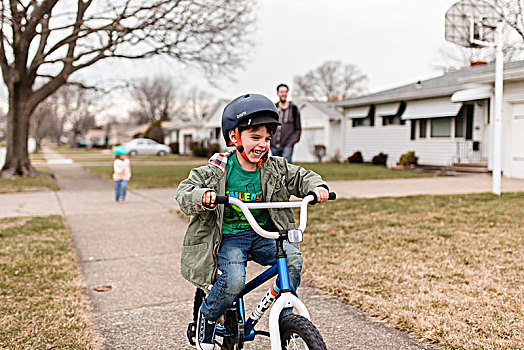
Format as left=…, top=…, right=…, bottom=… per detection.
left=276, top=83, right=289, bottom=92
left=237, top=123, right=278, bottom=137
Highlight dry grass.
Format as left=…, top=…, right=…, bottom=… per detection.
left=302, top=192, right=524, bottom=349
left=0, top=167, right=59, bottom=193
left=0, top=216, right=96, bottom=349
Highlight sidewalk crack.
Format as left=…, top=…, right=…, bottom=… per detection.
left=79, top=251, right=176, bottom=264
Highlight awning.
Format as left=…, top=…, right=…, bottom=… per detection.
left=376, top=102, right=400, bottom=117
left=402, top=98, right=463, bottom=120
left=346, top=106, right=370, bottom=119
left=451, top=85, right=492, bottom=102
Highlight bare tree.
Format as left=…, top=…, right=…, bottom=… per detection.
left=293, top=61, right=367, bottom=102
left=491, top=0, right=524, bottom=40
left=30, top=97, right=59, bottom=153
left=434, top=38, right=523, bottom=73
left=182, top=86, right=213, bottom=121
left=0, top=0, right=255, bottom=177
left=128, top=75, right=183, bottom=124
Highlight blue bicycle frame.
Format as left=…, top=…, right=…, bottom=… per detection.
left=214, top=254, right=291, bottom=341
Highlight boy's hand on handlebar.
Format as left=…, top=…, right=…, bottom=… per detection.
left=313, top=187, right=329, bottom=203
left=202, top=190, right=217, bottom=209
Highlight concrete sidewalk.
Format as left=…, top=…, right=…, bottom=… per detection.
left=327, top=174, right=524, bottom=198
left=3, top=150, right=522, bottom=348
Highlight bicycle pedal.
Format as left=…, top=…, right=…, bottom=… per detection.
left=187, top=322, right=196, bottom=346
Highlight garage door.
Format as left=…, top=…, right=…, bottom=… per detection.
left=511, top=103, right=524, bottom=179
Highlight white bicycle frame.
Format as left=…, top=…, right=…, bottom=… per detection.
left=227, top=195, right=316, bottom=350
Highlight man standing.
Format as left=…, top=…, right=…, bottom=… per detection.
left=271, top=83, right=301, bottom=163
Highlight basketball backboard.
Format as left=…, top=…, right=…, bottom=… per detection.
left=445, top=0, right=500, bottom=48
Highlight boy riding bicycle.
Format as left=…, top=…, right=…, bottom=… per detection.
left=175, top=93, right=329, bottom=350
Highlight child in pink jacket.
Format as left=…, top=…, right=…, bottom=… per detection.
left=113, top=145, right=131, bottom=202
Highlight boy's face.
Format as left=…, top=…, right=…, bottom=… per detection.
left=230, top=126, right=272, bottom=165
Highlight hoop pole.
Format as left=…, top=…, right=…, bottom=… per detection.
left=492, top=21, right=504, bottom=195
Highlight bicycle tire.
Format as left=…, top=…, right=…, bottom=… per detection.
left=279, top=314, right=327, bottom=350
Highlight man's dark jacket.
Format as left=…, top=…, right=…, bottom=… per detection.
left=272, top=101, right=301, bottom=148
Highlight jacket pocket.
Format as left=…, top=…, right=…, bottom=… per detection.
left=182, top=242, right=208, bottom=253
left=181, top=242, right=213, bottom=285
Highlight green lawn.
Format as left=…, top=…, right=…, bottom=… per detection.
left=296, top=162, right=429, bottom=180
left=0, top=167, right=59, bottom=193
left=49, top=143, right=203, bottom=163
left=0, top=216, right=95, bottom=349
left=85, top=164, right=201, bottom=188
left=303, top=192, right=524, bottom=349
left=85, top=162, right=426, bottom=189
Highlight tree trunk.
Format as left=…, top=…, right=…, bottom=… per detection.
left=1, top=84, right=36, bottom=178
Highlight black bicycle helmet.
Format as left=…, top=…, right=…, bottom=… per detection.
left=222, top=93, right=280, bottom=146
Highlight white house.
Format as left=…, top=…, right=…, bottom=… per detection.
left=292, top=100, right=344, bottom=162
left=337, top=60, right=524, bottom=179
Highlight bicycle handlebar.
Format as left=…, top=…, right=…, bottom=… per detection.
left=213, top=192, right=336, bottom=239
left=214, top=192, right=336, bottom=206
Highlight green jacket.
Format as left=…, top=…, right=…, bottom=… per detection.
left=175, top=150, right=327, bottom=292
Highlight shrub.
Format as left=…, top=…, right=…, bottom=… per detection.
left=144, top=120, right=164, bottom=144
left=168, top=142, right=179, bottom=154
left=207, top=143, right=221, bottom=157
left=372, top=152, right=388, bottom=166
left=347, top=151, right=363, bottom=163
left=398, top=151, right=418, bottom=167
left=192, top=146, right=209, bottom=158
left=313, top=145, right=327, bottom=163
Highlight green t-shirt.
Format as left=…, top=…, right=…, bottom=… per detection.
left=222, top=154, right=271, bottom=235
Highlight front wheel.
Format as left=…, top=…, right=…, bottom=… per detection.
left=279, top=314, right=327, bottom=350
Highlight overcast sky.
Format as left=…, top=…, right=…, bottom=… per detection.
left=92, top=0, right=468, bottom=113
left=0, top=0, right=472, bottom=118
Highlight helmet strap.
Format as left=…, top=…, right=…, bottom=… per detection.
left=234, top=127, right=250, bottom=163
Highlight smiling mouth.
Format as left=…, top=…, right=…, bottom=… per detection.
left=252, top=149, right=265, bottom=157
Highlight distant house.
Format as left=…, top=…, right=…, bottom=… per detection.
left=337, top=60, right=524, bottom=179
left=202, top=99, right=229, bottom=151
left=85, top=129, right=106, bottom=147
left=164, top=119, right=209, bottom=155
left=293, top=100, right=344, bottom=163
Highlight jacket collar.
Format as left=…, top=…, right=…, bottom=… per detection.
left=208, top=149, right=269, bottom=173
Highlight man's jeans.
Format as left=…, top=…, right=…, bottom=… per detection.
left=271, top=145, right=294, bottom=164
left=200, top=230, right=303, bottom=321
left=114, top=180, right=128, bottom=201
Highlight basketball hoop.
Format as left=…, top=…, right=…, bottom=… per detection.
left=445, top=0, right=505, bottom=195
left=445, top=0, right=500, bottom=48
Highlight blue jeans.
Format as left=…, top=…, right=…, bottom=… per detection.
left=200, top=230, right=303, bottom=321
left=271, top=146, right=294, bottom=163
left=114, top=180, right=128, bottom=201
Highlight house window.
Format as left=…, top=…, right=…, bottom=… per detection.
left=352, top=116, right=373, bottom=127
left=419, top=119, right=427, bottom=138
left=455, top=107, right=465, bottom=137
left=382, top=115, right=404, bottom=126
left=465, top=105, right=474, bottom=140
left=410, top=120, right=416, bottom=140
left=455, top=104, right=474, bottom=139
left=431, top=118, right=452, bottom=137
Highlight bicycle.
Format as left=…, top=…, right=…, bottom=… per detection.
left=186, top=191, right=336, bottom=349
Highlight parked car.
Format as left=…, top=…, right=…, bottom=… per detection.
left=123, top=138, right=171, bottom=156
left=75, top=140, right=92, bottom=148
